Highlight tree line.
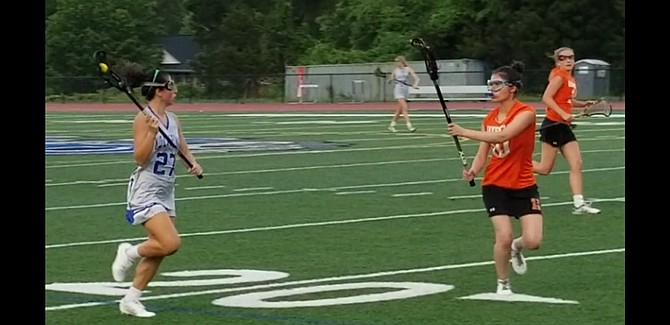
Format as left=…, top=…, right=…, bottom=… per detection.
left=45, top=0, right=625, bottom=97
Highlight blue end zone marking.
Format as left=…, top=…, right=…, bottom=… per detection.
left=44, top=136, right=339, bottom=155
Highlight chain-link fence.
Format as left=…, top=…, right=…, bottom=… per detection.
left=45, top=68, right=624, bottom=104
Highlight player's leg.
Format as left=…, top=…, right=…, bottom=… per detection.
left=389, top=85, right=404, bottom=132
left=533, top=118, right=569, bottom=175
left=133, top=213, right=180, bottom=286
left=388, top=101, right=401, bottom=132
left=114, top=209, right=180, bottom=317
left=510, top=213, right=542, bottom=277
left=510, top=187, right=543, bottom=276
left=491, top=215, right=514, bottom=294
left=399, top=98, right=416, bottom=132
left=518, top=213, right=543, bottom=250
left=533, top=142, right=559, bottom=175
left=533, top=121, right=562, bottom=175
left=118, top=257, right=163, bottom=318
left=397, top=86, right=414, bottom=132
left=560, top=140, right=601, bottom=214
left=113, top=206, right=180, bottom=278
left=560, top=140, right=583, bottom=199
left=483, top=185, right=514, bottom=294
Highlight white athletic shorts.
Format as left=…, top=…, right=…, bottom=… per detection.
left=394, top=84, right=409, bottom=99
left=125, top=202, right=176, bottom=226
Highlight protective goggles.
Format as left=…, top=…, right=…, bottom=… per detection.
left=486, top=79, right=512, bottom=92
left=143, top=69, right=176, bottom=91
left=143, top=80, right=176, bottom=91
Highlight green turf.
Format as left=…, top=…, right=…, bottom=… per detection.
left=45, top=109, right=625, bottom=324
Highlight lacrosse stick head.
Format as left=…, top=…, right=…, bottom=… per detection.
left=581, top=99, right=613, bottom=117
left=410, top=38, right=439, bottom=81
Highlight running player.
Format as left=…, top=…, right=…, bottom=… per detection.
left=447, top=61, right=543, bottom=294
left=111, top=67, right=203, bottom=317
left=533, top=47, right=600, bottom=214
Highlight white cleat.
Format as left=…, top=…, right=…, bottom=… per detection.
left=408, top=127, right=417, bottom=133
left=573, top=202, right=601, bottom=215
left=496, top=280, right=513, bottom=295
left=119, top=299, right=156, bottom=318
left=388, top=126, right=397, bottom=133
left=112, top=243, right=133, bottom=282
left=510, top=246, right=527, bottom=275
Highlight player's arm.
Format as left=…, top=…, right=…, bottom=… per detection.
left=571, top=98, right=595, bottom=108
left=469, top=126, right=491, bottom=176
left=174, top=115, right=197, bottom=167
left=461, top=123, right=490, bottom=182
left=541, top=76, right=571, bottom=120
left=454, top=110, right=536, bottom=143
left=408, top=67, right=420, bottom=88
left=132, top=112, right=158, bottom=166
left=388, top=69, right=396, bottom=84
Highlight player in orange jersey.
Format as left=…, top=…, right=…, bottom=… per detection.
left=533, top=47, right=600, bottom=215
left=447, top=61, right=543, bottom=295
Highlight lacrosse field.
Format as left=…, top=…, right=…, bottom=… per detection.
left=45, top=108, right=625, bottom=325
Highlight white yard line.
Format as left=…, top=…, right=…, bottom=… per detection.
left=44, top=166, right=625, bottom=211
left=45, top=197, right=624, bottom=249
left=45, top=247, right=624, bottom=311
left=392, top=192, right=433, bottom=197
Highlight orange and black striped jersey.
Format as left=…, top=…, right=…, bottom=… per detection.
left=482, top=101, right=537, bottom=189
left=545, top=67, right=577, bottom=123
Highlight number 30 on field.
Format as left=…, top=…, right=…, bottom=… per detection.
left=46, top=269, right=454, bottom=308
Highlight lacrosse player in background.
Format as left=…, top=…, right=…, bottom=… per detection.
left=388, top=56, right=420, bottom=133
left=533, top=47, right=600, bottom=215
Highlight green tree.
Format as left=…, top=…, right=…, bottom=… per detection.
left=452, top=0, right=624, bottom=68
left=187, top=0, right=314, bottom=97
left=305, top=0, right=420, bottom=63
left=155, top=0, right=188, bottom=35
left=46, top=0, right=164, bottom=94
left=47, top=0, right=625, bottom=98
left=46, top=0, right=58, bottom=23
left=291, top=0, right=338, bottom=35
left=184, top=0, right=233, bottom=41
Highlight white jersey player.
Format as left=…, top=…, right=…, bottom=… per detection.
left=387, top=56, right=419, bottom=133
left=125, top=108, right=181, bottom=225
left=109, top=68, right=203, bottom=318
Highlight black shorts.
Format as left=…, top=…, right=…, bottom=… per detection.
left=482, top=185, right=543, bottom=218
left=538, top=117, right=577, bottom=148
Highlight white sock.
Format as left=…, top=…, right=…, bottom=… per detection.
left=125, top=245, right=142, bottom=261
left=573, top=195, right=585, bottom=208
left=123, top=286, right=143, bottom=301
left=497, top=278, right=509, bottom=284
left=512, top=237, right=523, bottom=251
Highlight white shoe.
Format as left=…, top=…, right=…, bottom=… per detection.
left=573, top=201, right=601, bottom=215
left=510, top=245, right=527, bottom=275
left=112, top=243, right=133, bottom=282
left=119, top=299, right=156, bottom=318
left=496, top=280, right=513, bottom=295
left=408, top=127, right=417, bottom=133
left=388, top=126, right=397, bottom=133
